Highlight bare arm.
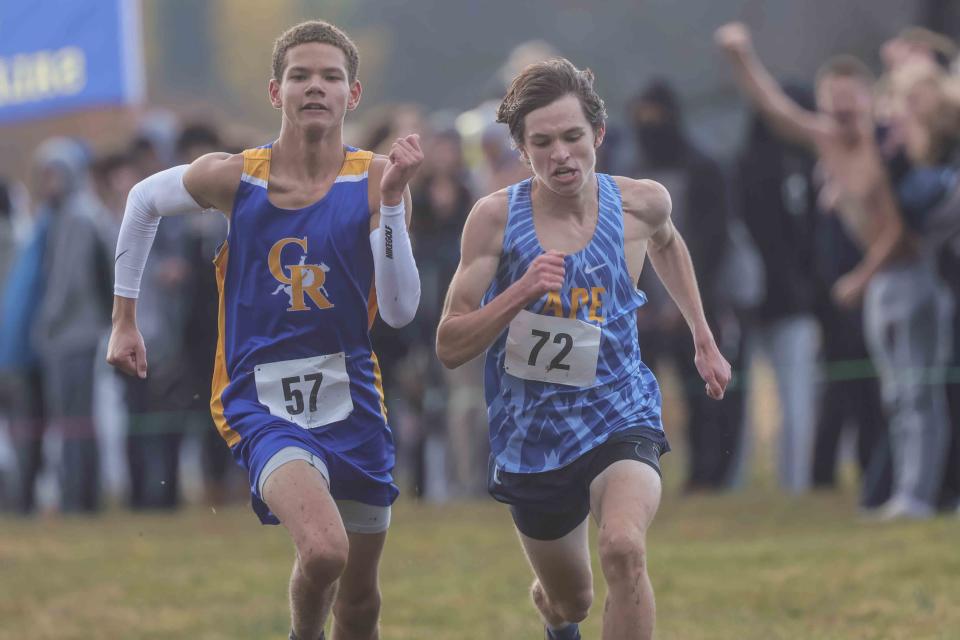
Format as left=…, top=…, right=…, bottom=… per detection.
left=858, top=181, right=911, bottom=277
left=626, top=180, right=732, bottom=399
left=833, top=176, right=913, bottom=307
left=715, top=22, right=827, bottom=147
left=641, top=188, right=711, bottom=342
left=435, top=192, right=565, bottom=369
left=182, top=152, right=244, bottom=213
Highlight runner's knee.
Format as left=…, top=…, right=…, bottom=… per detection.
left=598, top=524, right=647, bottom=584
left=554, top=588, right=593, bottom=623
left=297, top=535, right=349, bottom=587
left=535, top=579, right=593, bottom=623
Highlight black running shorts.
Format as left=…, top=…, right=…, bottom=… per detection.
left=488, top=426, right=669, bottom=541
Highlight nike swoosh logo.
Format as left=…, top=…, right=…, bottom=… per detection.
left=115, top=249, right=129, bottom=264
left=584, top=264, right=605, bottom=274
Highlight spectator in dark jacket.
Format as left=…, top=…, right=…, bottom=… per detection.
left=738, top=85, right=886, bottom=497
left=629, top=80, right=746, bottom=491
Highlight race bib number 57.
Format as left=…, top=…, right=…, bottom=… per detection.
left=254, top=353, right=354, bottom=429
left=504, top=310, right=601, bottom=387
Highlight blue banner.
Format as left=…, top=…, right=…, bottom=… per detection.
left=0, top=0, right=144, bottom=124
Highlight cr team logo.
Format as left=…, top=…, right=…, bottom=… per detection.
left=268, top=237, right=335, bottom=312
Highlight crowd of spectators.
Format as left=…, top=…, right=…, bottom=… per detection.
left=0, top=27, right=957, bottom=520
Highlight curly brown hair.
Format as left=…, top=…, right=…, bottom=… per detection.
left=271, top=20, right=359, bottom=83
left=496, top=58, right=607, bottom=147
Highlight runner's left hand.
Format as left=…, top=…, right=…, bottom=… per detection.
left=695, top=340, right=732, bottom=401
left=381, top=134, right=423, bottom=205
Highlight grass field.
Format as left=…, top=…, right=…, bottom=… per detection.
left=3, top=366, right=959, bottom=639
left=2, top=485, right=959, bottom=640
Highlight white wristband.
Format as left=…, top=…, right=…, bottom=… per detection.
left=380, top=201, right=405, bottom=218
left=370, top=199, right=420, bottom=327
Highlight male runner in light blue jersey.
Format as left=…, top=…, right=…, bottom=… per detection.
left=436, top=59, right=731, bottom=640
left=107, top=21, right=422, bottom=640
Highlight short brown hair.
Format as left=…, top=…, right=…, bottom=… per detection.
left=272, top=20, right=359, bottom=83
left=815, top=54, right=875, bottom=87
left=496, top=58, right=607, bottom=146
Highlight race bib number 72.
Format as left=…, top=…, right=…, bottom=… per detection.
left=504, top=310, right=601, bottom=387
left=254, top=353, right=354, bottom=429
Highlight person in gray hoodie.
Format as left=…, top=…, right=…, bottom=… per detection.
left=30, top=138, right=113, bottom=513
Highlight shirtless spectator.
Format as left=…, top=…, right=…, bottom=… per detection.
left=717, top=22, right=953, bottom=519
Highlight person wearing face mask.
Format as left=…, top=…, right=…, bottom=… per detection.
left=628, top=80, right=748, bottom=492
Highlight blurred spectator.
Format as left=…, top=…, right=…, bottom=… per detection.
left=881, top=27, right=958, bottom=73
left=731, top=86, right=888, bottom=499
left=130, top=109, right=181, bottom=174
left=886, top=62, right=960, bottom=511
left=717, top=22, right=953, bottom=516
left=457, top=40, right=552, bottom=197
left=810, top=198, right=891, bottom=506
left=93, top=153, right=141, bottom=220
left=496, top=40, right=562, bottom=96
left=358, top=107, right=427, bottom=495
left=411, top=127, right=485, bottom=497
left=90, top=151, right=141, bottom=502
left=0, top=179, right=33, bottom=510
left=0, top=181, right=13, bottom=506
left=717, top=25, right=887, bottom=500
left=360, top=104, right=426, bottom=157
left=0, top=178, right=49, bottom=514
left=175, top=123, right=240, bottom=506
left=926, top=158, right=960, bottom=511
left=735, top=86, right=857, bottom=496
left=176, top=122, right=223, bottom=163
left=476, top=122, right=531, bottom=196
left=935, top=200, right=960, bottom=510
left=30, top=138, right=114, bottom=513
left=876, top=28, right=957, bottom=163
left=628, top=79, right=746, bottom=492
left=116, top=135, right=192, bottom=510
left=0, top=181, right=14, bottom=282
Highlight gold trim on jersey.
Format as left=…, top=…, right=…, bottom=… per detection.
left=366, top=282, right=387, bottom=423
left=337, top=149, right=373, bottom=181
left=240, top=147, right=271, bottom=188
left=370, top=351, right=388, bottom=424
left=239, top=146, right=373, bottom=188
left=211, top=242, right=242, bottom=447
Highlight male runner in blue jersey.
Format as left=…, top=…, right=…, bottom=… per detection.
left=436, top=59, right=731, bottom=640
left=107, top=21, right=421, bottom=640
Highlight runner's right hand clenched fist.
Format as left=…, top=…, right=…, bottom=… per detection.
left=519, top=250, right=565, bottom=302
left=107, top=323, right=148, bottom=379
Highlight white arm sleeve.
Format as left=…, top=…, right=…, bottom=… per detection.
left=114, top=165, right=206, bottom=298
left=370, top=202, right=421, bottom=328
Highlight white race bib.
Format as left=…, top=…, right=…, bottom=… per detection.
left=504, top=310, right=601, bottom=387
left=254, top=353, right=354, bottom=429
